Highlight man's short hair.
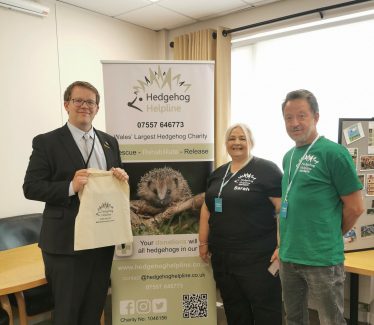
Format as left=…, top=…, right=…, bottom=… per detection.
left=64, top=81, right=100, bottom=105
left=281, top=89, right=319, bottom=116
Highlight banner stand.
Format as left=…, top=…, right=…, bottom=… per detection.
left=102, top=60, right=217, bottom=325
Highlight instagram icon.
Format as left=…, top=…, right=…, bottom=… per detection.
left=136, top=300, right=151, bottom=314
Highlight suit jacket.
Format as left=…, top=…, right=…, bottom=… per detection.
left=23, top=124, right=123, bottom=255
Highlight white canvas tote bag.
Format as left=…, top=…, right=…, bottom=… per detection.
left=74, top=168, right=133, bottom=251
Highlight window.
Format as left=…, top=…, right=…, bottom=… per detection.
left=232, top=18, right=374, bottom=169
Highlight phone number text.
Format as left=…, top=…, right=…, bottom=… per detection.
left=137, top=122, right=184, bottom=128
left=146, top=284, right=183, bottom=290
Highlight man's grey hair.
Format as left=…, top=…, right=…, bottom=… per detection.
left=281, top=89, right=319, bottom=116
left=223, top=123, right=255, bottom=157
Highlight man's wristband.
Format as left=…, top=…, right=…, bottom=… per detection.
left=199, top=243, right=209, bottom=247
left=276, top=245, right=280, bottom=249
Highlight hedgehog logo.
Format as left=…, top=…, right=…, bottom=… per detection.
left=302, top=154, right=319, bottom=165
left=96, top=202, right=114, bottom=217
left=127, top=65, right=192, bottom=112
left=234, top=173, right=256, bottom=184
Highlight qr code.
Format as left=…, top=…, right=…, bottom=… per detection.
left=182, top=294, right=208, bottom=318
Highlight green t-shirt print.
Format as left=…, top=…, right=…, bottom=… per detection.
left=279, top=137, right=363, bottom=266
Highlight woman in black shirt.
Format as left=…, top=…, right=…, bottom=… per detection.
left=199, top=123, right=282, bottom=325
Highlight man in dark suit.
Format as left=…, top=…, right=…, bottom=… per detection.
left=23, top=81, right=128, bottom=325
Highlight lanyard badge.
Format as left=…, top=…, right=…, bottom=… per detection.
left=215, top=156, right=253, bottom=213
left=215, top=198, right=223, bottom=212
left=280, top=201, right=288, bottom=218
left=282, top=134, right=320, bottom=218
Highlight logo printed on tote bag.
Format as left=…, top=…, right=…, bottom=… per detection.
left=96, top=202, right=114, bottom=223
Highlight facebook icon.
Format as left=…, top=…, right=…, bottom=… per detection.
left=120, top=300, right=135, bottom=315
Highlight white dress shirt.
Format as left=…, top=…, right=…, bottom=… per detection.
left=67, top=121, right=107, bottom=196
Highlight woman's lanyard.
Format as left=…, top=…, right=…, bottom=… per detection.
left=215, top=155, right=253, bottom=213
left=79, top=132, right=96, bottom=169
left=280, top=134, right=319, bottom=218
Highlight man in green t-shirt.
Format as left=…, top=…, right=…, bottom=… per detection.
left=278, top=89, right=364, bottom=325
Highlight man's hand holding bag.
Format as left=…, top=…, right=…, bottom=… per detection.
left=74, top=168, right=133, bottom=251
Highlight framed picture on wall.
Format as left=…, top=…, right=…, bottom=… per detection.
left=360, top=156, right=374, bottom=171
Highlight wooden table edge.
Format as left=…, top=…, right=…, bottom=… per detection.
left=344, top=265, right=374, bottom=277
left=0, top=278, right=47, bottom=296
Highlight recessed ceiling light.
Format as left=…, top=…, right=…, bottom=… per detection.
left=145, top=0, right=162, bottom=3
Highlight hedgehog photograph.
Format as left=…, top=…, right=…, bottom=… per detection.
left=137, top=166, right=192, bottom=208
left=129, top=166, right=205, bottom=235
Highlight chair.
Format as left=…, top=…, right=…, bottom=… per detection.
left=0, top=214, right=106, bottom=325
left=0, top=214, right=53, bottom=325
left=0, top=298, right=10, bottom=325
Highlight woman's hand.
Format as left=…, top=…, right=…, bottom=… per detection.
left=199, top=245, right=210, bottom=263
left=199, top=202, right=211, bottom=264
left=270, top=247, right=279, bottom=263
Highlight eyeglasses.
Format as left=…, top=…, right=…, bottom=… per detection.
left=71, top=98, right=97, bottom=109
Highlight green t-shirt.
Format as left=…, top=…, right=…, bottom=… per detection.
left=279, top=136, right=363, bottom=266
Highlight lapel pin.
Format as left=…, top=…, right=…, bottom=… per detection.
left=104, top=143, right=110, bottom=149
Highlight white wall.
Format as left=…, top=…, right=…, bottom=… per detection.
left=56, top=2, right=157, bottom=130
left=0, top=0, right=157, bottom=218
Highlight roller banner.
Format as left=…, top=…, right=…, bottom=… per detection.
left=102, top=60, right=216, bottom=325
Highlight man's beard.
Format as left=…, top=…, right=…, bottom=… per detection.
left=290, top=124, right=315, bottom=143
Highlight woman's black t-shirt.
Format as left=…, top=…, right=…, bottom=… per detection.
left=205, top=157, right=282, bottom=252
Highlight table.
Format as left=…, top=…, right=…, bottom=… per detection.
left=0, top=243, right=105, bottom=325
left=345, top=250, right=374, bottom=325
left=0, top=243, right=46, bottom=296
left=0, top=243, right=47, bottom=325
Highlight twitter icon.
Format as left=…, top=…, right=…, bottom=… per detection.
left=152, top=299, right=167, bottom=313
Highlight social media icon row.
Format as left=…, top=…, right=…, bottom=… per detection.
left=120, top=299, right=167, bottom=315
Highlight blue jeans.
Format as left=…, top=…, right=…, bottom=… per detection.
left=280, top=260, right=346, bottom=325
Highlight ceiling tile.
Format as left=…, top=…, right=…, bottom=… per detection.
left=165, top=20, right=198, bottom=30
left=115, top=5, right=192, bottom=31
left=157, top=0, right=250, bottom=19
left=58, top=0, right=151, bottom=17
left=198, top=6, right=254, bottom=21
